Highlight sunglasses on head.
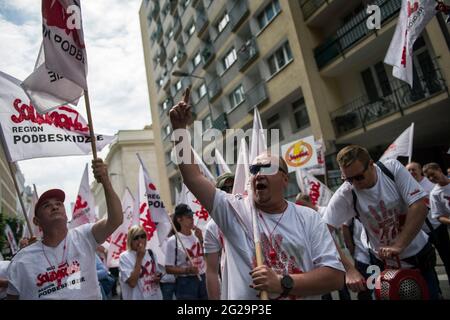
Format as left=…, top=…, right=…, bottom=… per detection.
left=133, top=234, right=147, bottom=241
left=249, top=163, right=287, bottom=176
left=341, top=162, right=369, bottom=183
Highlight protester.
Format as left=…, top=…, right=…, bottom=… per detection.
left=6, top=158, right=123, bottom=300
left=119, top=225, right=163, bottom=300
left=159, top=236, right=176, bottom=300
left=424, top=163, right=450, bottom=230
left=96, top=254, right=114, bottom=300
left=324, top=145, right=440, bottom=299
left=165, top=204, right=207, bottom=300
left=204, top=173, right=234, bottom=300
left=0, top=260, right=9, bottom=300
left=407, top=162, right=450, bottom=286
left=169, top=90, right=345, bottom=300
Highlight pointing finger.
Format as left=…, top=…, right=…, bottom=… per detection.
left=183, top=87, right=190, bottom=104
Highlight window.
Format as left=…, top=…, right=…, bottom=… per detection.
left=217, top=12, right=230, bottom=33
left=374, top=62, right=392, bottom=97
left=188, top=22, right=196, bottom=36
left=292, top=98, right=310, bottom=130
left=162, top=98, right=171, bottom=111
left=156, top=78, right=164, bottom=88
left=167, top=27, right=174, bottom=39
left=164, top=125, right=171, bottom=138
left=202, top=115, right=212, bottom=129
left=182, top=0, right=191, bottom=10
left=268, top=42, right=293, bottom=75
left=198, top=83, right=207, bottom=99
left=171, top=54, right=178, bottom=64
left=257, top=0, right=281, bottom=30
left=229, top=85, right=245, bottom=109
left=222, top=48, right=237, bottom=71
left=266, top=113, right=283, bottom=142
left=175, top=80, right=182, bottom=92
left=192, top=52, right=202, bottom=68
left=361, top=68, right=380, bottom=102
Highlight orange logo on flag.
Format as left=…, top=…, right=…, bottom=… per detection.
left=284, top=141, right=313, bottom=168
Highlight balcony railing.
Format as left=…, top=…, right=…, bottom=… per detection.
left=230, top=0, right=249, bottom=32
left=237, top=38, right=258, bottom=71
left=300, top=0, right=327, bottom=21
left=196, top=13, right=209, bottom=36
left=173, top=18, right=182, bottom=39
left=212, top=113, right=229, bottom=132
left=152, top=24, right=163, bottom=43
left=331, top=65, right=448, bottom=136
left=151, top=2, right=160, bottom=18
left=201, top=43, right=215, bottom=68
left=207, top=77, right=222, bottom=102
left=314, top=0, right=401, bottom=69
left=246, top=82, right=268, bottom=113
left=158, top=47, right=166, bottom=65
left=170, top=0, right=178, bottom=13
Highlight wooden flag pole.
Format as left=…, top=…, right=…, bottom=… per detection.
left=84, top=90, right=97, bottom=159
left=7, top=162, right=34, bottom=238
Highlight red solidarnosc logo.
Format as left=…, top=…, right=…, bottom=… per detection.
left=407, top=0, right=419, bottom=17
left=73, top=195, right=88, bottom=212
left=148, top=183, right=156, bottom=191
left=409, top=189, right=420, bottom=196
left=140, top=203, right=157, bottom=240
left=193, top=199, right=209, bottom=221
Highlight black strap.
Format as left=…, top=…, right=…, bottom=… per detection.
left=147, top=249, right=155, bottom=261
left=175, top=237, right=178, bottom=266
left=375, top=161, right=395, bottom=182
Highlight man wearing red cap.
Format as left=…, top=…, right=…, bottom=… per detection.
left=7, top=159, right=123, bottom=300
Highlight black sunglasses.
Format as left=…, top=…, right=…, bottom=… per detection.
left=342, top=162, right=370, bottom=183
left=220, top=185, right=233, bottom=192
left=249, top=163, right=287, bottom=175
left=133, top=234, right=147, bottom=241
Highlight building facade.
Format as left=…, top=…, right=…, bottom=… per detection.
left=139, top=0, right=450, bottom=203
left=91, top=126, right=163, bottom=217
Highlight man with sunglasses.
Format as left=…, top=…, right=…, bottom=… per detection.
left=169, top=89, right=345, bottom=300
left=324, top=145, right=440, bottom=299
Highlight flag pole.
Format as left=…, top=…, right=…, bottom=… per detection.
left=84, top=90, right=97, bottom=159
left=7, top=162, right=34, bottom=238
left=408, top=122, right=414, bottom=164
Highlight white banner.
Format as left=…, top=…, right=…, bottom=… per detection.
left=295, top=169, right=333, bottom=207
left=379, top=123, right=414, bottom=162
left=281, top=135, right=318, bottom=172
left=68, top=164, right=96, bottom=229
left=249, top=107, right=267, bottom=164
left=42, top=0, right=88, bottom=89
left=22, top=43, right=83, bottom=114
left=4, top=224, right=19, bottom=255
left=0, top=71, right=114, bottom=162
left=384, top=0, right=436, bottom=86
left=106, top=188, right=138, bottom=268
left=232, top=137, right=250, bottom=196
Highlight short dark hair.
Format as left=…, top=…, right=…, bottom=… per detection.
left=337, top=145, right=371, bottom=168
left=423, top=162, right=442, bottom=173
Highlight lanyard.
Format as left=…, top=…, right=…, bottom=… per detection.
left=42, top=237, right=68, bottom=270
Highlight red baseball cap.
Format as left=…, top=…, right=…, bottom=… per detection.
left=35, top=189, right=65, bottom=216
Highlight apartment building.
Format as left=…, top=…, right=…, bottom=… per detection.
left=139, top=0, right=450, bottom=204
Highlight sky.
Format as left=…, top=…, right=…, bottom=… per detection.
left=0, top=1, right=151, bottom=218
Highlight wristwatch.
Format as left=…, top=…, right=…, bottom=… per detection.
left=280, top=274, right=294, bottom=297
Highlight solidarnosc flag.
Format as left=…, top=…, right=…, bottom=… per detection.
left=0, top=71, right=114, bottom=162
left=379, top=123, right=414, bottom=161
left=295, top=169, right=333, bottom=207
left=68, top=164, right=96, bottom=229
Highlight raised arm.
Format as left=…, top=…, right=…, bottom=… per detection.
left=169, top=88, right=216, bottom=212
left=91, top=158, right=123, bottom=244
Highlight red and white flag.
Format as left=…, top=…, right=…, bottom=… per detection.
left=379, top=123, right=414, bottom=162
left=0, top=71, right=114, bottom=162
left=178, top=182, right=211, bottom=232
left=249, top=107, right=267, bottom=163
left=106, top=188, right=138, bottom=268
left=304, top=139, right=326, bottom=176
left=21, top=44, right=83, bottom=114
left=384, top=0, right=436, bottom=87
left=295, top=169, right=333, bottom=207
left=22, top=189, right=43, bottom=239
left=214, top=148, right=231, bottom=175
left=68, top=163, right=96, bottom=228
left=4, top=224, right=19, bottom=255
left=137, top=154, right=171, bottom=261
left=42, top=0, right=88, bottom=90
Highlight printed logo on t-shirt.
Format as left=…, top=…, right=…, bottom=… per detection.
left=409, top=189, right=420, bottom=196
left=36, top=260, right=84, bottom=298
left=139, top=259, right=159, bottom=297
left=186, top=242, right=205, bottom=270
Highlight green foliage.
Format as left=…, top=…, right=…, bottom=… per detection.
left=0, top=211, right=24, bottom=257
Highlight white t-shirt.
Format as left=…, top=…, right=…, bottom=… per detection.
left=324, top=159, right=428, bottom=263
left=343, top=219, right=370, bottom=265
left=0, top=261, right=10, bottom=299
left=204, top=219, right=227, bottom=300
left=119, top=250, right=163, bottom=300
left=211, top=190, right=344, bottom=300
left=165, top=232, right=206, bottom=276
left=418, top=177, right=441, bottom=232
left=7, top=224, right=102, bottom=300
left=430, top=183, right=450, bottom=220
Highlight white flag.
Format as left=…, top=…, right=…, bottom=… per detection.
left=137, top=156, right=171, bottom=262
left=42, top=0, right=88, bottom=89
left=178, top=182, right=211, bottom=233
left=379, top=123, right=414, bottom=162
left=68, top=164, right=96, bottom=228
left=295, top=169, right=333, bottom=207
left=304, top=139, right=326, bottom=176
left=106, top=188, right=137, bottom=268
left=214, top=148, right=231, bottom=175
left=4, top=224, right=19, bottom=255
left=23, top=189, right=42, bottom=239
left=21, top=44, right=83, bottom=114
left=232, top=137, right=250, bottom=195
left=249, top=107, right=267, bottom=163
left=0, top=71, right=114, bottom=162
left=384, top=0, right=436, bottom=87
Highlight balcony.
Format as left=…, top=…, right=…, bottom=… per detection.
left=170, top=0, right=178, bottom=13
left=201, top=43, right=215, bottom=68
left=314, top=0, right=401, bottom=69
left=151, top=2, right=160, bottom=19
left=162, top=75, right=171, bottom=91
left=237, top=38, right=258, bottom=72
left=157, top=47, right=167, bottom=65
left=177, top=47, right=187, bottom=66
left=246, top=82, right=268, bottom=113
left=173, top=18, right=182, bottom=39
left=152, top=23, right=163, bottom=43
left=207, top=77, right=222, bottom=102
left=300, top=0, right=327, bottom=21
left=212, top=113, right=229, bottom=132
left=332, top=64, right=447, bottom=136
left=229, top=0, right=249, bottom=32
left=196, top=13, right=209, bottom=36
